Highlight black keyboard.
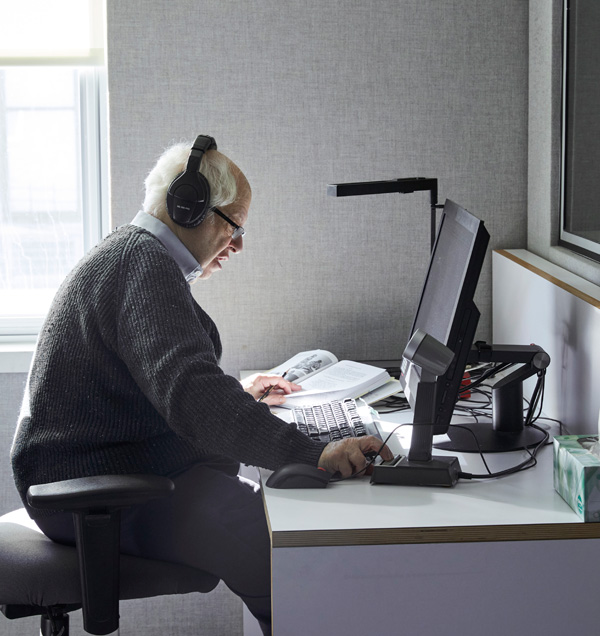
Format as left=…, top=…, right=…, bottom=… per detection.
left=291, top=398, right=382, bottom=443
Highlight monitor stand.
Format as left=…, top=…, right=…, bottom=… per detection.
left=434, top=345, right=550, bottom=453
left=435, top=422, right=548, bottom=453
left=372, top=362, right=461, bottom=487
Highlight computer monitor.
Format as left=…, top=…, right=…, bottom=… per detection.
left=399, top=199, right=489, bottom=438
left=372, top=200, right=488, bottom=486
left=397, top=200, right=549, bottom=461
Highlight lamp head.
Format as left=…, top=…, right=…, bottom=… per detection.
left=327, top=178, right=438, bottom=197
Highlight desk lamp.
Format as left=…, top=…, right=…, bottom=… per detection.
left=327, top=177, right=442, bottom=250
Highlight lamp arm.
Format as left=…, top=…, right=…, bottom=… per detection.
left=327, top=177, right=441, bottom=251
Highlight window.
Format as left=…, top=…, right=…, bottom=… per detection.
left=0, top=1, right=107, bottom=339
left=560, top=0, right=600, bottom=263
left=0, top=67, right=107, bottom=337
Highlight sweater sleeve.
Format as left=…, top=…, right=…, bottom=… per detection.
left=115, top=232, right=325, bottom=470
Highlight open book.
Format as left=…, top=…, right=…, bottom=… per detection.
left=268, top=350, right=399, bottom=407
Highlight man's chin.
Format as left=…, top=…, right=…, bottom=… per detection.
left=199, top=262, right=222, bottom=280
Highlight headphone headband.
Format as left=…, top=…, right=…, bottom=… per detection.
left=186, top=135, right=217, bottom=172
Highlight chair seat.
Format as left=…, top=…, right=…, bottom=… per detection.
left=0, top=508, right=219, bottom=610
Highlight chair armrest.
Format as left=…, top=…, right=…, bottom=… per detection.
left=27, top=474, right=174, bottom=512
left=26, top=475, right=174, bottom=636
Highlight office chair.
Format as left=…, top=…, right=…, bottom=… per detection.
left=0, top=474, right=219, bottom=635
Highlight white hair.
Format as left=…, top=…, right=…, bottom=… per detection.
left=143, top=141, right=238, bottom=220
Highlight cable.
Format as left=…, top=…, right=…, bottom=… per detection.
left=375, top=393, right=410, bottom=414
left=458, top=362, right=512, bottom=396
left=456, top=372, right=549, bottom=479
left=535, top=415, right=564, bottom=435
left=330, top=423, right=411, bottom=482
left=334, top=369, right=551, bottom=484
left=454, top=370, right=550, bottom=480
left=450, top=422, right=494, bottom=476
left=524, top=376, right=543, bottom=426
left=459, top=423, right=549, bottom=479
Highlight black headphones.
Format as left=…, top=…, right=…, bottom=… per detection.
left=166, top=135, right=217, bottom=228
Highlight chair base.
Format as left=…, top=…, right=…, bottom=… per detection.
left=41, top=607, right=70, bottom=636
left=2, top=603, right=81, bottom=636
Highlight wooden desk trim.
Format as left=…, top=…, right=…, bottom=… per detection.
left=270, top=521, right=600, bottom=548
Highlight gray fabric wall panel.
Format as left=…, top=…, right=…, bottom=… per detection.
left=107, top=0, right=529, bottom=376
left=0, top=373, right=26, bottom=515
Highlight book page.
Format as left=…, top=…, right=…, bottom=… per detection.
left=283, top=360, right=390, bottom=406
left=268, top=350, right=338, bottom=382
left=360, top=378, right=402, bottom=404
left=298, top=360, right=378, bottom=391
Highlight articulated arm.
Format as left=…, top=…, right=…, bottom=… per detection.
left=468, top=342, right=550, bottom=433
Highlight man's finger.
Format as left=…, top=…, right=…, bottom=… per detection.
left=358, top=435, right=394, bottom=461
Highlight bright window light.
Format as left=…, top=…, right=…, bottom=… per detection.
left=0, top=0, right=104, bottom=65
left=0, top=66, right=107, bottom=337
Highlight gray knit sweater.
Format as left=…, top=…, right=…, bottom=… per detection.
left=11, top=225, right=325, bottom=518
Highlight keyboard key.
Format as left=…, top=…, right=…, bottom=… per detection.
left=291, top=398, right=380, bottom=444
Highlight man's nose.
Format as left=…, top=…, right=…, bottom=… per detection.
left=230, top=235, right=243, bottom=253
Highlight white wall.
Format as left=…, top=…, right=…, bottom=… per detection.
left=493, top=249, right=600, bottom=435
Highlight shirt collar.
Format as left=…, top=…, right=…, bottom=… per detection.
left=130, top=211, right=203, bottom=283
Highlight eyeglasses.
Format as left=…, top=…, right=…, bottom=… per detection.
left=212, top=207, right=246, bottom=240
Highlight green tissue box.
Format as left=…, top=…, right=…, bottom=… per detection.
left=554, top=435, right=600, bottom=522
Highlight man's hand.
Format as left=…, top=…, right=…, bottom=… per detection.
left=241, top=373, right=302, bottom=406
left=318, top=436, right=394, bottom=478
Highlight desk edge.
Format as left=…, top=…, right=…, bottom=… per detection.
left=270, top=522, right=600, bottom=548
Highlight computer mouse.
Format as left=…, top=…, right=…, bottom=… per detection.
left=266, top=463, right=333, bottom=489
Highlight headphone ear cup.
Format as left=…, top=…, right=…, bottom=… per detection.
left=166, top=135, right=217, bottom=228
left=166, top=170, right=211, bottom=228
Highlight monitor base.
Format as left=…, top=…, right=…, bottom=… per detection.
left=434, top=422, right=547, bottom=453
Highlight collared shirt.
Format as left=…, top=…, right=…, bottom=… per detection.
left=130, top=211, right=203, bottom=283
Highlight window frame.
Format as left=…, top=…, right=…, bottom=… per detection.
left=559, top=0, right=600, bottom=264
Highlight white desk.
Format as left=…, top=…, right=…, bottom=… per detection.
left=261, top=411, right=600, bottom=635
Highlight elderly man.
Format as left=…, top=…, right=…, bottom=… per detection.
left=11, top=135, right=391, bottom=635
